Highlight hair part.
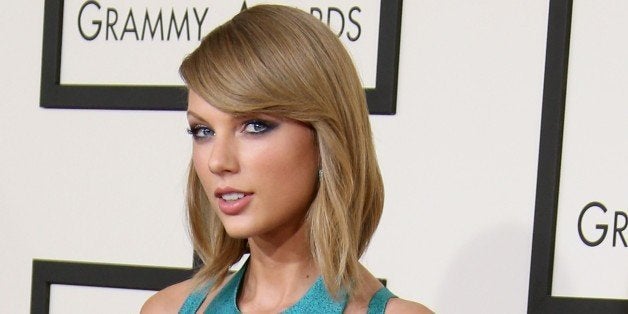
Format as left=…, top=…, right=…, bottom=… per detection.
left=180, top=4, right=384, bottom=298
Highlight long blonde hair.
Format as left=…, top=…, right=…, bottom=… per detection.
left=179, top=4, right=384, bottom=297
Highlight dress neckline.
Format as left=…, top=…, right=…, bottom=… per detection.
left=179, top=261, right=397, bottom=314
left=204, top=261, right=347, bottom=313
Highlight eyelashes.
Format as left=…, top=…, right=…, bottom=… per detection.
left=242, top=119, right=276, bottom=134
left=187, top=125, right=214, bottom=139
left=187, top=119, right=277, bottom=140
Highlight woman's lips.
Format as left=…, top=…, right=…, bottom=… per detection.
left=216, top=192, right=253, bottom=215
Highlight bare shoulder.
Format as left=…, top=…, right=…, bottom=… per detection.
left=386, top=298, right=434, bottom=314
left=140, top=279, right=195, bottom=314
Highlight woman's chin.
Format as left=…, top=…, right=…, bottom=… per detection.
left=222, top=225, right=254, bottom=240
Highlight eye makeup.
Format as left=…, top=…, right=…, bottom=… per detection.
left=185, top=111, right=280, bottom=140
left=242, top=119, right=278, bottom=135
left=187, top=124, right=214, bottom=140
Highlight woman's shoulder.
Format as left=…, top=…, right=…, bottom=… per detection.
left=140, top=279, right=196, bottom=314
left=385, top=298, right=434, bottom=314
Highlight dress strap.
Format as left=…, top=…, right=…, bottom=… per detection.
left=367, top=287, right=396, bottom=314
left=282, top=277, right=347, bottom=313
left=178, top=283, right=212, bottom=314
left=205, top=265, right=247, bottom=313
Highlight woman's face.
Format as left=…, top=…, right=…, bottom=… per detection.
left=187, top=90, right=319, bottom=239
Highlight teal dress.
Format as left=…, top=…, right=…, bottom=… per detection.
left=179, top=263, right=396, bottom=314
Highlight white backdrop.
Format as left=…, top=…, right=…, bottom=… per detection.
left=0, top=1, right=549, bottom=313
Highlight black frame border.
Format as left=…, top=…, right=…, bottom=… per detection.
left=30, top=259, right=193, bottom=314
left=40, top=0, right=403, bottom=114
left=527, top=0, right=628, bottom=312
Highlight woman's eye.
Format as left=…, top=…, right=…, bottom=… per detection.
left=187, top=125, right=214, bottom=139
left=243, top=120, right=274, bottom=134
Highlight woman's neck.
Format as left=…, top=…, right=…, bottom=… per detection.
left=238, top=220, right=319, bottom=312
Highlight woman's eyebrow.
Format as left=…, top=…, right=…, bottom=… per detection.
left=236, top=112, right=282, bottom=122
left=186, top=110, right=208, bottom=124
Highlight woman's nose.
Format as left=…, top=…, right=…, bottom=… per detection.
left=208, top=136, right=239, bottom=175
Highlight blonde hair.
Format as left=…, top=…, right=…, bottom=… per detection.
left=179, top=4, right=383, bottom=298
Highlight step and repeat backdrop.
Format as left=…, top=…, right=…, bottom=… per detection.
left=529, top=0, right=628, bottom=313
left=28, top=0, right=628, bottom=313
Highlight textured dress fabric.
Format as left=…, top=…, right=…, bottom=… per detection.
left=179, top=263, right=396, bottom=314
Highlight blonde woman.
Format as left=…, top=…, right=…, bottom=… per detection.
left=142, top=5, right=432, bottom=314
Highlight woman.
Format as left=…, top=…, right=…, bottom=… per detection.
left=142, top=4, right=431, bottom=313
